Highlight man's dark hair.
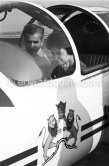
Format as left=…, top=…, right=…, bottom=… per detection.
left=23, top=24, right=44, bottom=40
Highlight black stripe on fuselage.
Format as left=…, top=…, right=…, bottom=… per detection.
left=24, top=159, right=37, bottom=166
left=81, top=115, right=107, bottom=131
left=81, top=122, right=109, bottom=142
left=0, top=146, right=38, bottom=166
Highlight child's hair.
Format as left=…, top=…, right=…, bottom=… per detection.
left=46, top=31, right=70, bottom=50
left=46, top=31, right=73, bottom=55
left=65, top=47, right=73, bottom=55
left=23, top=24, right=44, bottom=40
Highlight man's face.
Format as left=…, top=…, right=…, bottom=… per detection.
left=51, top=47, right=70, bottom=65
left=25, top=33, right=43, bottom=56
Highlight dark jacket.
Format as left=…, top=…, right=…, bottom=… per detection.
left=51, top=65, right=75, bottom=79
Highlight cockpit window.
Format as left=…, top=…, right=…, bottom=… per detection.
left=48, top=5, right=109, bottom=75
left=0, top=2, right=76, bottom=86
left=63, top=11, right=109, bottom=74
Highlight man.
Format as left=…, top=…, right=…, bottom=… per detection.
left=20, top=24, right=51, bottom=78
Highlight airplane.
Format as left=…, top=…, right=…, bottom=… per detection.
left=0, top=0, right=109, bottom=166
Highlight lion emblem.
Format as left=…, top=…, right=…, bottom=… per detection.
left=39, top=102, right=81, bottom=165
left=56, top=101, right=66, bottom=123
left=63, top=109, right=81, bottom=147
left=39, top=115, right=61, bottom=162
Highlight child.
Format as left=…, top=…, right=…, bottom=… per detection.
left=46, top=32, right=72, bottom=79
left=46, top=31, right=87, bottom=79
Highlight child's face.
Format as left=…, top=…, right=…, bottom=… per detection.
left=25, top=33, right=43, bottom=55
left=51, top=47, right=70, bottom=65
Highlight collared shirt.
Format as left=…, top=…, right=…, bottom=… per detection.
left=37, top=48, right=51, bottom=64
left=23, top=46, right=52, bottom=79
left=33, top=48, right=52, bottom=79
